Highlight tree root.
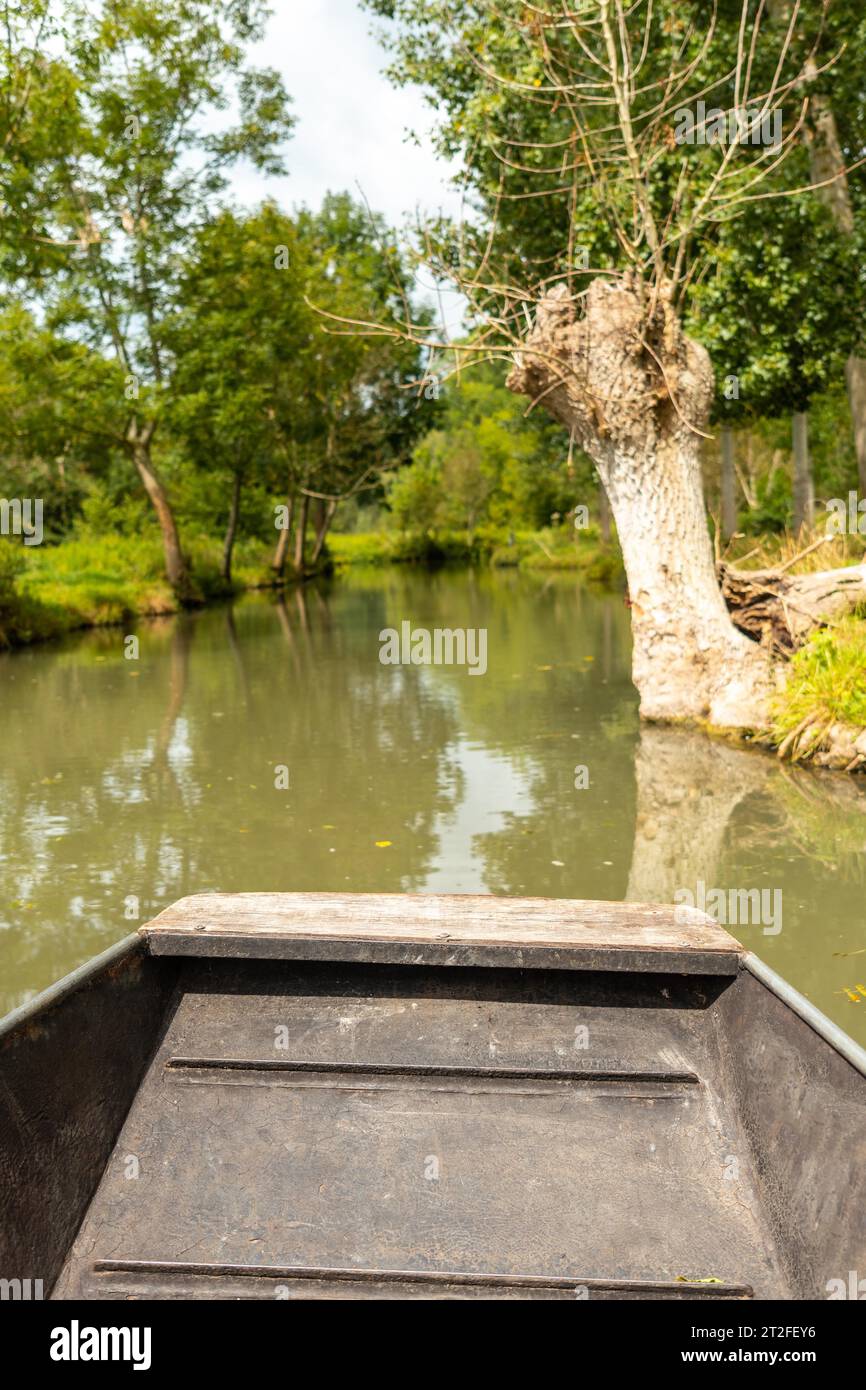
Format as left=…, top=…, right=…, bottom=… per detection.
left=775, top=714, right=866, bottom=770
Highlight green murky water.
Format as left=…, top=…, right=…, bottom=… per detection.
left=2, top=567, right=865, bottom=1043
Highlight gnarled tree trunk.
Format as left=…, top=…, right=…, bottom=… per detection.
left=507, top=277, right=775, bottom=728
left=720, top=560, right=866, bottom=656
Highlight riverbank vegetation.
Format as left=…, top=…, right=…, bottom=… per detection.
left=2, top=1, right=866, bottom=770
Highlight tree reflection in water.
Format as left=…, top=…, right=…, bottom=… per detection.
left=1, top=569, right=864, bottom=1042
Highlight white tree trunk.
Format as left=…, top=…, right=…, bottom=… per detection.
left=508, top=277, right=774, bottom=728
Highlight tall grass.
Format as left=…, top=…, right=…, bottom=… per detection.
left=772, top=617, right=866, bottom=756
left=724, top=524, right=866, bottom=575
left=0, top=532, right=276, bottom=648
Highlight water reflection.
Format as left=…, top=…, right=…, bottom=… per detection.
left=0, top=567, right=864, bottom=1044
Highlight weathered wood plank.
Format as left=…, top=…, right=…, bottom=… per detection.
left=142, top=892, right=741, bottom=974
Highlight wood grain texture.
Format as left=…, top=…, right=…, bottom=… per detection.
left=142, top=892, right=742, bottom=974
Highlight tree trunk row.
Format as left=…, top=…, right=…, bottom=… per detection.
left=271, top=490, right=337, bottom=580
left=719, top=418, right=814, bottom=539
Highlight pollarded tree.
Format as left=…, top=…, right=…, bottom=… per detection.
left=364, top=0, right=864, bottom=727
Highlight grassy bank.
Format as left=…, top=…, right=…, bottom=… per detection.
left=329, top=525, right=625, bottom=585
left=0, top=525, right=625, bottom=650
left=770, top=618, right=866, bottom=769
left=5, top=525, right=865, bottom=776
left=0, top=533, right=274, bottom=649
left=723, top=527, right=866, bottom=770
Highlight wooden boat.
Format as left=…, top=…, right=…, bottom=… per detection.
left=1, top=892, right=864, bottom=1301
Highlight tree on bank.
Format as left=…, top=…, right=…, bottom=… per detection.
left=169, top=196, right=432, bottom=581
left=365, top=0, right=865, bottom=728
left=287, top=194, right=434, bottom=571
left=168, top=208, right=307, bottom=586
left=1, top=0, right=294, bottom=596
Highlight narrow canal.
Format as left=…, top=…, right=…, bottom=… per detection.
left=2, top=567, right=865, bottom=1043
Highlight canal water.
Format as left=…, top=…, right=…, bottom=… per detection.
left=1, top=566, right=865, bottom=1043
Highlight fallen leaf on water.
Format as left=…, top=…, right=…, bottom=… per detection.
left=321, top=824, right=336, bottom=829
left=675, top=1276, right=722, bottom=1284
left=551, top=860, right=565, bottom=867
left=375, top=840, right=392, bottom=848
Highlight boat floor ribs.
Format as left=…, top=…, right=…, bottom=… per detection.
left=54, top=959, right=785, bottom=1300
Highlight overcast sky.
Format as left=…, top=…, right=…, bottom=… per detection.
left=238, top=0, right=462, bottom=230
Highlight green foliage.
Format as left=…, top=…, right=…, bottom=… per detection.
left=362, top=2, right=850, bottom=330
left=772, top=618, right=866, bottom=737
left=384, top=359, right=593, bottom=531
left=328, top=525, right=624, bottom=586
left=0, top=539, right=25, bottom=609
left=366, top=0, right=866, bottom=537
left=691, top=198, right=862, bottom=421
left=0, top=528, right=283, bottom=648
left=0, top=0, right=297, bottom=588
left=740, top=467, right=792, bottom=536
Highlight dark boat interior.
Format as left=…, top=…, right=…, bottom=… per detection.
left=1, top=896, right=864, bottom=1301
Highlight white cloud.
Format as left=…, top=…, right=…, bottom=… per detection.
left=237, top=0, right=464, bottom=230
